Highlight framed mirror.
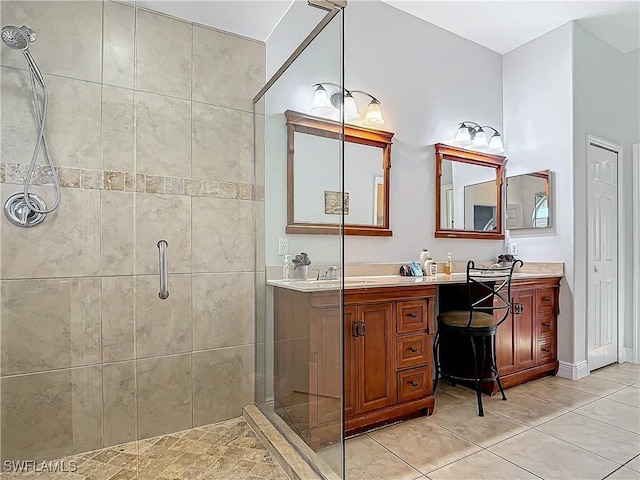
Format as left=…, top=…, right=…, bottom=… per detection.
left=285, top=110, right=394, bottom=236
left=435, top=143, right=506, bottom=240
left=506, top=170, right=551, bottom=229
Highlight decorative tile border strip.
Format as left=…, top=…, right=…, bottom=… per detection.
left=0, top=163, right=265, bottom=201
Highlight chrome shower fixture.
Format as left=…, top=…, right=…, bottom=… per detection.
left=1, top=24, right=61, bottom=227
left=1, top=25, right=37, bottom=50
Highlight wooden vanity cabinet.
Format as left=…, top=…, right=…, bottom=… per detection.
left=273, top=285, right=436, bottom=450
left=341, top=286, right=436, bottom=436
left=492, top=277, right=560, bottom=393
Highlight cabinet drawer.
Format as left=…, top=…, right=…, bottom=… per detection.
left=397, top=367, right=431, bottom=403
left=537, top=288, right=556, bottom=314
left=397, top=301, right=428, bottom=334
left=397, top=334, right=431, bottom=370
left=537, top=313, right=555, bottom=337
left=537, top=338, right=556, bottom=364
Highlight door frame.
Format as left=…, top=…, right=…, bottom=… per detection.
left=633, top=143, right=640, bottom=363
left=585, top=135, right=624, bottom=369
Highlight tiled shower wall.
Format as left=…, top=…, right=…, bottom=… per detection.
left=0, top=0, right=265, bottom=461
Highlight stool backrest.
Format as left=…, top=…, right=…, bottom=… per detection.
left=466, top=259, right=523, bottom=327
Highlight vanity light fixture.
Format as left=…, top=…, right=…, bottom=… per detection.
left=310, top=82, right=385, bottom=127
left=454, top=121, right=504, bottom=153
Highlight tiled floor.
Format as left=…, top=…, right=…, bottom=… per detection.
left=2, top=418, right=287, bottom=480
left=3, top=364, right=638, bottom=480
left=343, top=363, right=640, bottom=480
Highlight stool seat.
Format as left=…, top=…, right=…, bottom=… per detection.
left=438, top=311, right=497, bottom=328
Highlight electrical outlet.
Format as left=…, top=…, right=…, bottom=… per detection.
left=509, top=242, right=518, bottom=256
left=277, top=238, right=289, bottom=256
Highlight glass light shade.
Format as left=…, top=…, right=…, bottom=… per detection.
left=489, top=133, right=504, bottom=151
left=472, top=128, right=488, bottom=148
left=454, top=125, right=471, bottom=145
left=363, top=100, right=385, bottom=126
left=310, top=85, right=333, bottom=116
left=343, top=93, right=360, bottom=122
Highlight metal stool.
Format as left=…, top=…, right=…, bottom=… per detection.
left=433, top=259, right=522, bottom=416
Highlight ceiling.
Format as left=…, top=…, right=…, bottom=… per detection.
left=382, top=1, right=640, bottom=54
left=142, top=0, right=640, bottom=54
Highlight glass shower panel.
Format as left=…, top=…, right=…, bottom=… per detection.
left=254, top=4, right=345, bottom=479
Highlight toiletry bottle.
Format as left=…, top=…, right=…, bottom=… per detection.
left=282, top=255, right=291, bottom=282
left=420, top=249, right=430, bottom=264
left=445, top=252, right=452, bottom=275
left=423, top=251, right=434, bottom=276
left=429, top=258, right=437, bottom=276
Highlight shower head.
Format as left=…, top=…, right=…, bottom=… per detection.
left=1, top=25, right=37, bottom=51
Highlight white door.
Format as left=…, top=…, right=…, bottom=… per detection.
left=587, top=141, right=619, bottom=371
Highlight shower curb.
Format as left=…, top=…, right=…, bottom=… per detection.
left=243, top=404, right=323, bottom=480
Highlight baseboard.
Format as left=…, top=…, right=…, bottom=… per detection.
left=558, top=360, right=589, bottom=380
left=623, top=348, right=637, bottom=364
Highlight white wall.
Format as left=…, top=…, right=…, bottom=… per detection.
left=503, top=24, right=575, bottom=369
left=265, top=0, right=504, bottom=267
left=572, top=23, right=640, bottom=356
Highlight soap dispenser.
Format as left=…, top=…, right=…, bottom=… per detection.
left=282, top=255, right=291, bottom=282
left=445, top=252, right=452, bottom=275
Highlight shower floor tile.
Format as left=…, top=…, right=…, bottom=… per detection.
left=2, top=418, right=287, bottom=480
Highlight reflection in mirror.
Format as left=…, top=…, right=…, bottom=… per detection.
left=293, top=133, right=384, bottom=226
left=435, top=144, right=506, bottom=240
left=286, top=110, right=394, bottom=236
left=506, top=170, right=551, bottom=229
left=440, top=160, right=498, bottom=231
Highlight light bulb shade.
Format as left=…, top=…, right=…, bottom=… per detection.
left=363, top=100, right=385, bottom=126
left=454, top=124, right=471, bottom=145
left=489, top=132, right=504, bottom=151
left=472, top=128, right=488, bottom=148
left=310, top=85, right=333, bottom=115
left=343, top=93, right=360, bottom=122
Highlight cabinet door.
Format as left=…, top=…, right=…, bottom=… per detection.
left=344, top=307, right=358, bottom=419
left=358, top=303, right=396, bottom=413
left=514, top=290, right=536, bottom=370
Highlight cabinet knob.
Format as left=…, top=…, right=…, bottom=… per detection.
left=407, top=313, right=418, bottom=319
left=409, top=347, right=418, bottom=353
left=541, top=348, right=551, bottom=353
left=410, top=381, right=419, bottom=387
left=542, top=322, right=551, bottom=327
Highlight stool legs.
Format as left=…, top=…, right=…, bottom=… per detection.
left=470, top=336, right=484, bottom=416
left=491, top=334, right=507, bottom=401
left=432, top=330, right=440, bottom=393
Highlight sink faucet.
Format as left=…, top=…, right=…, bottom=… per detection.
left=312, top=266, right=341, bottom=280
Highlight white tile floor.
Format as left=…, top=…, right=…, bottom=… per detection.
left=343, top=363, right=640, bottom=480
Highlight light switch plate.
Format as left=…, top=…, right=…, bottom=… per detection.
left=509, top=242, right=518, bottom=255
left=278, top=238, right=289, bottom=256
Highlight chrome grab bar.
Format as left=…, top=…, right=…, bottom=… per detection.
left=157, top=240, right=169, bottom=299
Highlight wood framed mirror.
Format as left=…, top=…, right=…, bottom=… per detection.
left=285, top=110, right=394, bottom=236
left=435, top=143, right=506, bottom=240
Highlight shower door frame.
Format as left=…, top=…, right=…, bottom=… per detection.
left=252, top=1, right=347, bottom=478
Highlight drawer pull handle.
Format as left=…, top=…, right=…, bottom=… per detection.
left=409, top=347, right=418, bottom=353
left=542, top=297, right=551, bottom=303
left=410, top=381, right=419, bottom=387
left=542, top=322, right=551, bottom=327
left=541, top=348, right=551, bottom=353
left=407, top=313, right=418, bottom=319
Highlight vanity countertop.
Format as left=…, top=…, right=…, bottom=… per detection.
left=267, top=272, right=563, bottom=293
